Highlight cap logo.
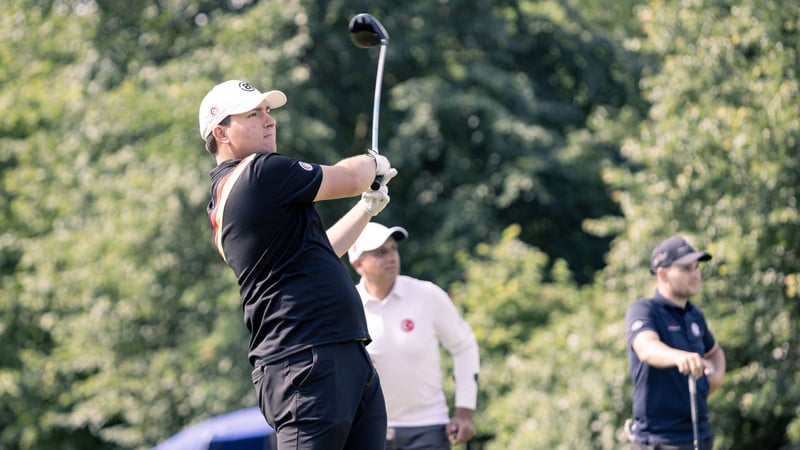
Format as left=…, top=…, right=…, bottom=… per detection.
left=238, top=81, right=256, bottom=91
left=652, top=252, right=668, bottom=267
left=209, top=105, right=219, bottom=118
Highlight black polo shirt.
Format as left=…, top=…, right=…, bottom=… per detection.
left=208, top=152, right=370, bottom=366
left=624, top=291, right=716, bottom=444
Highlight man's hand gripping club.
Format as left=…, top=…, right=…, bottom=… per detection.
left=359, top=149, right=397, bottom=217
left=368, top=148, right=394, bottom=190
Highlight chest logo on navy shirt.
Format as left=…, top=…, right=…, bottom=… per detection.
left=667, top=322, right=681, bottom=332
left=401, top=319, right=414, bottom=332
left=691, top=322, right=701, bottom=337
left=299, top=161, right=313, bottom=171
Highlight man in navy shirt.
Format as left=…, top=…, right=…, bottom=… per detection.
left=200, top=80, right=397, bottom=449
left=624, top=236, right=726, bottom=450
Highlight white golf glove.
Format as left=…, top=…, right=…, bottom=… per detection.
left=358, top=183, right=390, bottom=217
left=380, top=168, right=398, bottom=186
left=368, top=149, right=393, bottom=178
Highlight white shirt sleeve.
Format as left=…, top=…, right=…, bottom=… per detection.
left=430, top=282, right=480, bottom=410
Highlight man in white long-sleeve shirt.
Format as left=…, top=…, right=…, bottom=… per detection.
left=349, top=223, right=480, bottom=449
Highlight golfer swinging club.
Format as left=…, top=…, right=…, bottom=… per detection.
left=200, top=79, right=397, bottom=449
left=624, top=236, right=726, bottom=450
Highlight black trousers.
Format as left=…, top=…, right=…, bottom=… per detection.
left=631, top=438, right=714, bottom=450
left=252, top=341, right=387, bottom=450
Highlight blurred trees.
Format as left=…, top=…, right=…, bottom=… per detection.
left=366, top=0, right=635, bottom=284
left=1, top=0, right=798, bottom=449
left=2, top=1, right=258, bottom=448
left=595, top=0, right=800, bottom=448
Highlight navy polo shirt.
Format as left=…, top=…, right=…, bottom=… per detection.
left=208, top=152, right=370, bottom=367
left=624, top=291, right=716, bottom=444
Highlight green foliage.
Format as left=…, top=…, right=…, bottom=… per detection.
left=452, top=225, right=577, bottom=357
left=1, top=0, right=271, bottom=447
left=450, top=227, right=629, bottom=449
left=597, top=0, right=800, bottom=448
left=369, top=0, right=635, bottom=285
left=2, top=0, right=798, bottom=448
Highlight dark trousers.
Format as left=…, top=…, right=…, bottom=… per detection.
left=631, top=438, right=713, bottom=450
left=385, top=424, right=450, bottom=450
left=252, top=341, right=387, bottom=450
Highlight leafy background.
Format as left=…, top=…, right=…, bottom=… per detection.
left=1, top=0, right=798, bottom=448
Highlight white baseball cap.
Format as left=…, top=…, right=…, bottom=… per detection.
left=198, top=80, right=287, bottom=139
left=348, top=223, right=408, bottom=263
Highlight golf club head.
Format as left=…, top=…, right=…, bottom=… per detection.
left=348, top=13, right=389, bottom=48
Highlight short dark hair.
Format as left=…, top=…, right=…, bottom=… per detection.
left=204, top=115, right=231, bottom=154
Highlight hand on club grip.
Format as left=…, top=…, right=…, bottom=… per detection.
left=370, top=167, right=397, bottom=191
left=358, top=183, right=390, bottom=217
left=368, top=149, right=393, bottom=178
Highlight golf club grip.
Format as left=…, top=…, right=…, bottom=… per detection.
left=367, top=148, right=383, bottom=190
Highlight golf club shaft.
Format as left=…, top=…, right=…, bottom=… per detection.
left=688, top=376, right=699, bottom=450
left=369, top=43, right=388, bottom=190
left=348, top=13, right=389, bottom=190
left=371, top=43, right=387, bottom=151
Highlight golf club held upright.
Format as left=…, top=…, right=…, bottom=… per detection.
left=348, top=13, right=389, bottom=190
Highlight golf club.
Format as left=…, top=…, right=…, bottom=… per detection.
left=348, top=13, right=389, bottom=190
left=688, top=376, right=699, bottom=450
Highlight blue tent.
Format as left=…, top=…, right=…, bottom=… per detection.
left=153, top=407, right=277, bottom=450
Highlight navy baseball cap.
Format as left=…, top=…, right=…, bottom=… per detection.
left=650, top=236, right=711, bottom=274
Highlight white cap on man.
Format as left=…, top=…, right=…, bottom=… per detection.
left=198, top=80, right=287, bottom=139
left=348, top=223, right=408, bottom=263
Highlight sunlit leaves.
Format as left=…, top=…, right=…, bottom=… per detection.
left=599, top=0, right=800, bottom=448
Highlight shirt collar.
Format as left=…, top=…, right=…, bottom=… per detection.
left=653, top=289, right=694, bottom=312
left=357, top=276, right=404, bottom=304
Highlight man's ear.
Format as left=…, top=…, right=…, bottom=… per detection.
left=350, top=259, right=363, bottom=273
left=212, top=124, right=229, bottom=143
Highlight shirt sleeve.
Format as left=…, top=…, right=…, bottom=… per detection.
left=252, top=153, right=322, bottom=205
left=624, top=299, right=656, bottom=347
left=430, top=283, right=480, bottom=410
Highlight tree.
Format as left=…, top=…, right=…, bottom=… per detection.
left=351, top=0, right=636, bottom=285
left=444, top=0, right=800, bottom=447
left=0, top=0, right=265, bottom=447
left=12, top=0, right=799, bottom=448
left=597, top=0, right=800, bottom=447
left=3, top=0, right=637, bottom=445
